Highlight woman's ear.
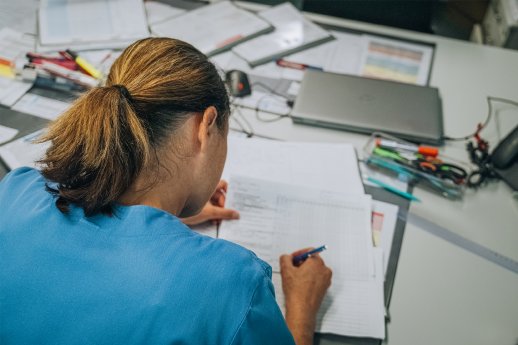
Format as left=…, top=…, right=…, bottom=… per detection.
left=198, top=106, right=218, bottom=149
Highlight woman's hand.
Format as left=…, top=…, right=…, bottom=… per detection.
left=280, top=248, right=332, bottom=345
left=180, top=180, right=240, bottom=226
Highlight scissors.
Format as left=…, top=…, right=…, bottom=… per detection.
left=413, top=154, right=467, bottom=185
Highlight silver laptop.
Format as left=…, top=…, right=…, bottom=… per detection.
left=291, top=70, right=443, bottom=145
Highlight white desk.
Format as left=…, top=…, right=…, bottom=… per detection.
left=235, top=4, right=518, bottom=344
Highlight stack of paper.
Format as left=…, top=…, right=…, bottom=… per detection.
left=37, top=0, right=150, bottom=52
left=218, top=136, right=387, bottom=339
left=232, top=3, right=333, bottom=67
left=151, top=1, right=273, bottom=56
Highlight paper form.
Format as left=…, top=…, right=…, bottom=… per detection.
left=219, top=176, right=385, bottom=338
left=371, top=200, right=399, bottom=276
left=222, top=136, right=365, bottom=195
left=0, top=77, right=33, bottom=107
left=0, top=125, right=18, bottom=145
left=220, top=176, right=373, bottom=276
left=37, top=0, right=149, bottom=52
left=145, top=1, right=186, bottom=25
left=0, top=130, right=49, bottom=170
left=232, top=3, right=332, bottom=66
left=151, top=1, right=272, bottom=56
left=12, top=94, right=70, bottom=121
left=359, top=35, right=433, bottom=86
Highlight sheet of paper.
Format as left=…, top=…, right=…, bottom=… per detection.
left=145, top=1, right=186, bottom=25
left=232, top=3, right=332, bottom=66
left=284, top=30, right=363, bottom=75
left=0, top=77, right=33, bottom=107
left=359, top=35, right=433, bottom=86
left=219, top=176, right=385, bottom=338
left=37, top=0, right=149, bottom=51
left=222, top=136, right=364, bottom=195
left=220, top=176, right=373, bottom=274
left=372, top=200, right=399, bottom=276
left=0, top=125, right=19, bottom=145
left=151, top=1, right=272, bottom=56
left=12, top=94, right=70, bottom=121
left=0, top=130, right=49, bottom=170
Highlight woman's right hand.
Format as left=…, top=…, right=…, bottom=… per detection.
left=280, top=248, right=332, bottom=345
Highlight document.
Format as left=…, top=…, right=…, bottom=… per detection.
left=0, top=130, right=49, bottom=170
left=232, top=3, right=333, bottom=67
left=359, top=35, right=433, bottom=86
left=219, top=176, right=385, bottom=338
left=12, top=94, right=70, bottom=121
left=0, top=125, right=18, bottom=145
left=222, top=136, right=364, bottom=195
left=37, top=0, right=150, bottom=52
left=151, top=1, right=273, bottom=56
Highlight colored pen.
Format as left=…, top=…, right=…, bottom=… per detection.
left=293, top=245, right=327, bottom=265
left=375, top=138, right=438, bottom=157
left=276, top=59, right=323, bottom=71
left=36, top=60, right=98, bottom=88
left=62, top=49, right=103, bottom=79
left=367, top=177, right=421, bottom=202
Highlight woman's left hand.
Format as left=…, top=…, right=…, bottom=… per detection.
left=180, top=180, right=240, bottom=226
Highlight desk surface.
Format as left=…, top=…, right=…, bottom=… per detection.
left=233, top=4, right=518, bottom=344
left=1, top=2, right=518, bottom=344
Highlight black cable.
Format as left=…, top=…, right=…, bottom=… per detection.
left=250, top=81, right=288, bottom=99
left=444, top=96, right=518, bottom=141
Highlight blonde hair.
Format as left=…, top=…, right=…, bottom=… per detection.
left=39, top=38, right=230, bottom=216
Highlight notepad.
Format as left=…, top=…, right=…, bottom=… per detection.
left=232, top=3, right=333, bottom=67
left=151, top=1, right=273, bottom=56
left=37, top=0, right=150, bottom=52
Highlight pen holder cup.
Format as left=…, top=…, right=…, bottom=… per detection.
left=362, top=132, right=467, bottom=200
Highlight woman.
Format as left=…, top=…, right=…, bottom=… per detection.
left=0, top=38, right=331, bottom=345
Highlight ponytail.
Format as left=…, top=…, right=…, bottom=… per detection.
left=39, top=85, right=150, bottom=216
left=38, top=37, right=230, bottom=216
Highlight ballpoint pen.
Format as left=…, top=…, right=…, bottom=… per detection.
left=293, top=245, right=328, bottom=266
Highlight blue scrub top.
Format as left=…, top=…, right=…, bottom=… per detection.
left=0, top=168, right=294, bottom=345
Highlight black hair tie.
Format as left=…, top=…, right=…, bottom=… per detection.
left=113, top=84, right=133, bottom=103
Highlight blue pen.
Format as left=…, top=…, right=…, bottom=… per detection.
left=293, top=245, right=328, bottom=265
left=367, top=177, right=421, bottom=202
